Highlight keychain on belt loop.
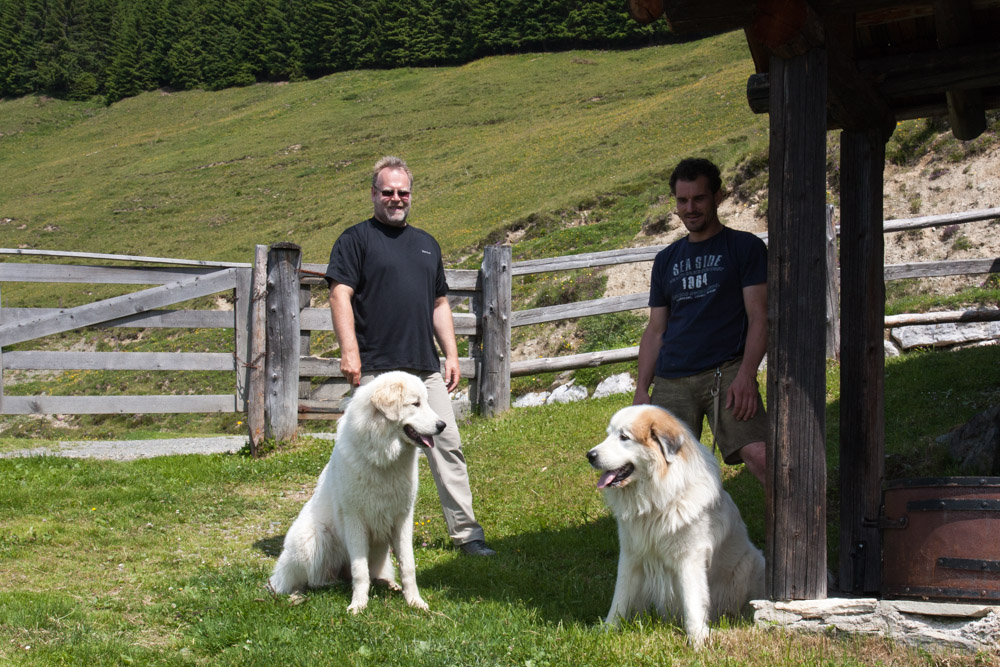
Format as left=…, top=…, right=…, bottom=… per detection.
left=710, top=367, right=722, bottom=455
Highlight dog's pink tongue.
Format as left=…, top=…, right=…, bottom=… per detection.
left=597, top=470, right=617, bottom=489
left=421, top=435, right=435, bottom=448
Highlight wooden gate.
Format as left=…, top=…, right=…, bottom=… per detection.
left=0, top=253, right=252, bottom=416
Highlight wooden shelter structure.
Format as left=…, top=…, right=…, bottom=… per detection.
left=627, top=0, right=1000, bottom=601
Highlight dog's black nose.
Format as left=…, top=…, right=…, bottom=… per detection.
left=586, top=450, right=598, bottom=463
left=435, top=420, right=446, bottom=434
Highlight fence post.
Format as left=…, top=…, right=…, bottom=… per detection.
left=298, top=280, right=312, bottom=401
left=479, top=245, right=511, bottom=417
left=265, top=243, right=301, bottom=441
left=825, top=204, right=841, bottom=360
left=0, top=283, right=4, bottom=415
left=247, top=245, right=268, bottom=454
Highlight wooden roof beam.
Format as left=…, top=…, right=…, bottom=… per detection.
left=934, top=0, right=987, bottom=140
left=861, top=43, right=1000, bottom=96
left=823, top=12, right=896, bottom=134
left=658, top=0, right=757, bottom=33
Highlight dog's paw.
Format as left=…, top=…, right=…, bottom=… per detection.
left=347, top=599, right=368, bottom=614
left=687, top=626, right=710, bottom=650
left=600, top=615, right=622, bottom=632
left=382, top=579, right=402, bottom=592
left=406, top=595, right=429, bottom=611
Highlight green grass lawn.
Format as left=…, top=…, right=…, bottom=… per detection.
left=3, top=348, right=998, bottom=665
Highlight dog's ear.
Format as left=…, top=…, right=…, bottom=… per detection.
left=651, top=427, right=682, bottom=465
left=369, top=381, right=404, bottom=421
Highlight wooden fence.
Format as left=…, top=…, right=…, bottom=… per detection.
left=2, top=206, right=998, bottom=451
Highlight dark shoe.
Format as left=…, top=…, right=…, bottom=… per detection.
left=459, top=539, right=496, bottom=557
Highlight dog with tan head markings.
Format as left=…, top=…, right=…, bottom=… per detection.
left=587, top=404, right=764, bottom=648
left=268, top=371, right=444, bottom=613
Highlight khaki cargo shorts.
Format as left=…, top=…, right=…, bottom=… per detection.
left=650, top=356, right=769, bottom=465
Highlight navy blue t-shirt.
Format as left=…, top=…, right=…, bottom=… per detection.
left=649, top=226, right=767, bottom=378
left=325, top=218, right=448, bottom=374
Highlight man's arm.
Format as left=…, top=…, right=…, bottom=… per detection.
left=432, top=295, right=461, bottom=392
left=633, top=306, right=668, bottom=405
left=329, top=282, right=362, bottom=387
left=726, top=283, right=767, bottom=420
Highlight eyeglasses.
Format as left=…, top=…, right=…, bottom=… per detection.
left=378, top=188, right=411, bottom=200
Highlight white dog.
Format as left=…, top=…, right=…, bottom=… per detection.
left=587, top=404, right=764, bottom=648
left=268, top=371, right=444, bottom=613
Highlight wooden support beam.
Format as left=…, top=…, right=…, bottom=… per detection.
left=264, top=243, right=301, bottom=442
left=824, top=12, right=896, bottom=133
left=934, top=0, right=987, bottom=140
left=765, top=49, right=829, bottom=602
left=838, top=128, right=887, bottom=595
left=479, top=245, right=512, bottom=417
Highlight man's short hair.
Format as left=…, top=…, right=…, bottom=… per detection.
left=669, top=158, right=722, bottom=194
left=371, top=156, right=413, bottom=189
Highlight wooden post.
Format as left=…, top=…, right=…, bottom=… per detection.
left=247, top=245, right=268, bottom=454
left=765, top=49, right=828, bottom=601
left=825, top=205, right=841, bottom=360
left=234, top=267, right=252, bottom=412
left=265, top=242, right=301, bottom=442
left=0, top=283, right=4, bottom=415
left=479, top=245, right=511, bottom=417
left=298, top=280, right=312, bottom=401
left=838, top=128, right=886, bottom=594
left=468, top=289, right=484, bottom=411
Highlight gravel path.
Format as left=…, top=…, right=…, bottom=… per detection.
left=0, top=436, right=251, bottom=461
left=0, top=432, right=338, bottom=461
left=0, top=432, right=339, bottom=461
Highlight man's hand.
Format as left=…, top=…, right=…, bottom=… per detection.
left=340, top=351, right=362, bottom=387
left=443, top=357, right=461, bottom=393
left=726, top=372, right=758, bottom=421
left=632, top=388, right=652, bottom=406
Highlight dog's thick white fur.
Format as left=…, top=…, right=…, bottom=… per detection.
left=268, top=371, right=444, bottom=613
left=587, top=404, right=764, bottom=648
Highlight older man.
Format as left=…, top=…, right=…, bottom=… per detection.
left=325, top=156, right=495, bottom=556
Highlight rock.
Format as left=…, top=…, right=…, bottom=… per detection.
left=884, top=339, right=901, bottom=357
left=547, top=371, right=575, bottom=391
left=891, top=322, right=1000, bottom=349
left=937, top=404, right=1000, bottom=475
left=752, top=598, right=1000, bottom=654
left=546, top=383, right=588, bottom=404
left=513, top=392, right=549, bottom=408
left=593, top=373, right=635, bottom=398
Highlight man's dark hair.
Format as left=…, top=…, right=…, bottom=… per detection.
left=669, top=158, right=722, bottom=195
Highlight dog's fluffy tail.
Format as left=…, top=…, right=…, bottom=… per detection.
left=269, top=514, right=340, bottom=594
left=268, top=468, right=341, bottom=595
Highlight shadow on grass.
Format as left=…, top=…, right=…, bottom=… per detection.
left=417, top=515, right=619, bottom=624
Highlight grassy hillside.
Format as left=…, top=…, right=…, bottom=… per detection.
left=0, top=31, right=766, bottom=270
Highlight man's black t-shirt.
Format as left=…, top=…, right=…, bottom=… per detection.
left=325, top=218, right=447, bottom=373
